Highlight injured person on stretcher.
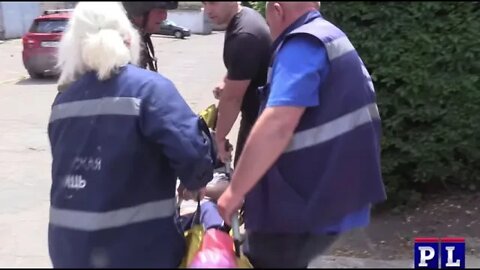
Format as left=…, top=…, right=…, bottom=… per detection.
left=176, top=127, right=234, bottom=231
left=176, top=167, right=230, bottom=231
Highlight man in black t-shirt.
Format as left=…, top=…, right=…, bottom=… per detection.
left=203, top=2, right=272, bottom=166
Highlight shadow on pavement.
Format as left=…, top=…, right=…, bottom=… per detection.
left=151, top=32, right=223, bottom=40
left=151, top=34, right=188, bottom=39
left=15, top=77, right=58, bottom=86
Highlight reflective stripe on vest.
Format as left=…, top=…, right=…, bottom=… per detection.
left=49, top=198, right=176, bottom=231
left=267, top=18, right=378, bottom=153
left=49, top=97, right=141, bottom=123
left=285, top=103, right=380, bottom=153
left=324, top=36, right=355, bottom=62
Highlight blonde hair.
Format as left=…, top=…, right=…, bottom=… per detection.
left=57, top=2, right=141, bottom=87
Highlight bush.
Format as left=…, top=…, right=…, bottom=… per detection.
left=252, top=2, right=480, bottom=207
left=248, top=1, right=265, bottom=16
left=241, top=1, right=252, bottom=8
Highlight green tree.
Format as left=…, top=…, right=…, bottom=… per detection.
left=241, top=1, right=252, bottom=8
left=249, top=1, right=265, bottom=17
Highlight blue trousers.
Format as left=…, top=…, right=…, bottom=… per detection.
left=178, top=200, right=224, bottom=231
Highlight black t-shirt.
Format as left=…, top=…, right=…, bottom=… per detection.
left=223, top=7, right=272, bottom=124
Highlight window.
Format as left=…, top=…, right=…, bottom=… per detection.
left=30, top=19, right=68, bottom=33
left=165, top=20, right=177, bottom=26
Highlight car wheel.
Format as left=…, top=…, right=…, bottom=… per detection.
left=174, top=31, right=184, bottom=39
left=28, top=70, right=44, bottom=79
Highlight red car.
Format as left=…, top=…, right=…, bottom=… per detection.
left=22, top=10, right=72, bottom=79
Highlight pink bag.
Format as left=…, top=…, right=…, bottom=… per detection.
left=188, top=228, right=237, bottom=268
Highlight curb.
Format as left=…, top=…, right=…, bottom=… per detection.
left=311, top=256, right=411, bottom=268
left=310, top=255, right=480, bottom=268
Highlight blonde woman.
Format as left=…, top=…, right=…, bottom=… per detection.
left=48, top=2, right=214, bottom=267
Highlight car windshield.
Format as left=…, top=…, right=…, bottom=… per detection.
left=30, top=19, right=68, bottom=33
left=165, top=20, right=177, bottom=26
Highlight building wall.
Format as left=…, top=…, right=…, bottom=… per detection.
left=39, top=1, right=77, bottom=13
left=177, top=2, right=226, bottom=31
left=0, top=3, right=5, bottom=39
left=0, top=2, right=41, bottom=40
left=0, top=2, right=217, bottom=39
left=167, top=9, right=212, bottom=35
left=178, top=1, right=203, bottom=10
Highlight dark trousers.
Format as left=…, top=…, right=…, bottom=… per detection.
left=243, top=232, right=338, bottom=268
left=177, top=201, right=224, bottom=231
left=233, top=117, right=254, bottom=167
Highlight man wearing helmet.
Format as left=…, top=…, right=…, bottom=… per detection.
left=122, top=1, right=178, bottom=71
left=56, top=2, right=175, bottom=92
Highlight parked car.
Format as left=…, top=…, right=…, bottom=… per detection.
left=156, top=20, right=191, bottom=39
left=22, top=10, right=72, bottom=79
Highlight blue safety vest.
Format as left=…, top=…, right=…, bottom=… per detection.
left=244, top=13, right=386, bottom=234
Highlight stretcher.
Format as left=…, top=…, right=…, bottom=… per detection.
left=176, top=104, right=251, bottom=268
left=177, top=193, right=251, bottom=268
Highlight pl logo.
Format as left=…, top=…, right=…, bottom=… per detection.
left=414, top=238, right=465, bottom=269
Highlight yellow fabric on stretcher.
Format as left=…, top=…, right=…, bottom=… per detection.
left=179, top=224, right=204, bottom=268
left=198, top=104, right=218, bottom=130
left=236, top=254, right=253, bottom=268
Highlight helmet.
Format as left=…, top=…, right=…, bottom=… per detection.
left=122, top=1, right=178, bottom=17
left=122, top=1, right=179, bottom=72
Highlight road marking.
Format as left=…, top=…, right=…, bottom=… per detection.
left=0, top=76, right=27, bottom=85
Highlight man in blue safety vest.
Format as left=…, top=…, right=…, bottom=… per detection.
left=218, top=2, right=387, bottom=268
